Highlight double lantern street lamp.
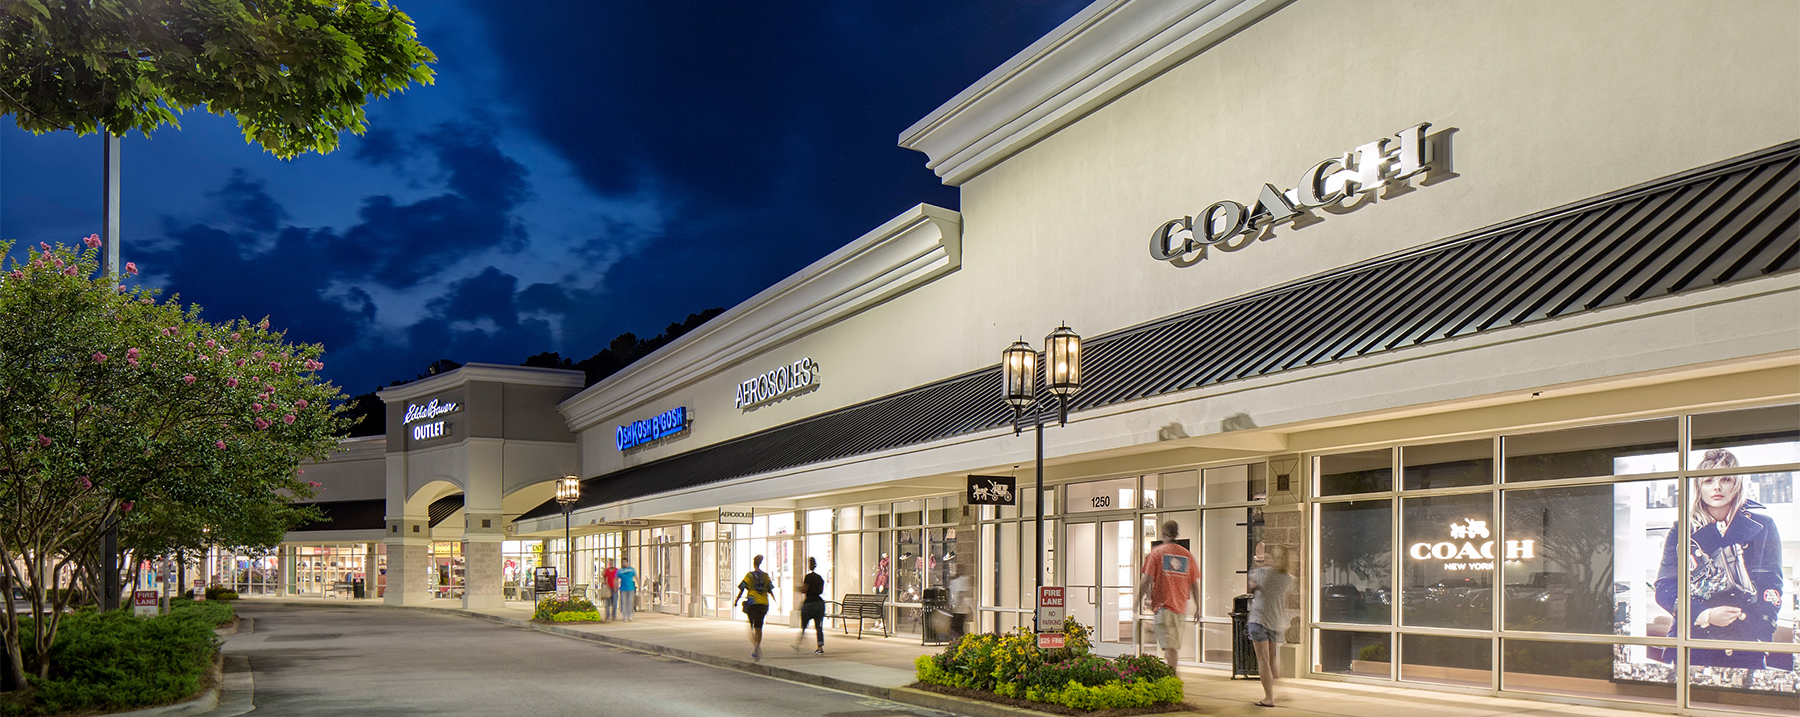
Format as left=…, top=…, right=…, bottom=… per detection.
left=1000, top=325, right=1082, bottom=630
left=555, top=475, right=581, bottom=594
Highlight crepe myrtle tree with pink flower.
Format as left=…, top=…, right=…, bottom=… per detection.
left=0, top=238, right=345, bottom=687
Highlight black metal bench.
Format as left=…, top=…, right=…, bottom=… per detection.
left=826, top=593, right=887, bottom=638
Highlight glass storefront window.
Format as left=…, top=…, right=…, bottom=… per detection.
left=1204, top=463, right=1266, bottom=504
left=895, top=500, right=924, bottom=527
left=1690, top=404, right=1800, bottom=469
left=1400, top=634, right=1491, bottom=687
left=1066, top=477, right=1137, bottom=514
left=1503, top=418, right=1678, bottom=482
left=1502, top=481, right=1672, bottom=636
left=1200, top=507, right=1253, bottom=619
left=1319, top=449, right=1393, bottom=496
left=1402, top=439, right=1493, bottom=491
left=1686, top=648, right=1800, bottom=714
left=1318, top=500, right=1392, bottom=624
left=1401, top=493, right=1492, bottom=629
left=806, top=509, right=832, bottom=534
left=1501, top=639, right=1675, bottom=705
left=1149, top=470, right=1198, bottom=509
left=1316, top=629, right=1391, bottom=678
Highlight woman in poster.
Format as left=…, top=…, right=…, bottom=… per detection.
left=1655, top=449, right=1786, bottom=669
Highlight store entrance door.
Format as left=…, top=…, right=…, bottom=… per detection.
left=1063, top=518, right=1137, bottom=657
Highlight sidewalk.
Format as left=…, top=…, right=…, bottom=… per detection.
left=237, top=597, right=1652, bottom=717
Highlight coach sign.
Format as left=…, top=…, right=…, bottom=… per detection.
left=1150, top=122, right=1436, bottom=262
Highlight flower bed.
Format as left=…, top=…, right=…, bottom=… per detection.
left=913, top=617, right=1184, bottom=713
left=531, top=595, right=600, bottom=622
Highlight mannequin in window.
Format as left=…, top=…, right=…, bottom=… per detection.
left=873, top=553, right=889, bottom=594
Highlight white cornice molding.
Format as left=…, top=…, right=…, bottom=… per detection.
left=377, top=363, right=584, bottom=404
left=898, top=0, right=1291, bottom=186
left=560, top=204, right=962, bottom=431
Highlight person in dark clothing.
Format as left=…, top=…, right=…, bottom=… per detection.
left=1654, top=449, right=1786, bottom=669
left=793, top=557, right=826, bottom=654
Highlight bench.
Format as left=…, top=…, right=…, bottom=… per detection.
left=826, top=593, right=887, bottom=639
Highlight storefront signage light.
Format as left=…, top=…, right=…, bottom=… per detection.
left=1408, top=518, right=1534, bottom=571
left=615, top=406, right=689, bottom=451
left=718, top=507, right=753, bottom=525
left=1150, top=122, right=1435, bottom=262
left=403, top=398, right=460, bottom=425
left=735, top=357, right=817, bottom=409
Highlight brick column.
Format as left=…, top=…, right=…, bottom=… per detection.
left=463, top=538, right=503, bottom=609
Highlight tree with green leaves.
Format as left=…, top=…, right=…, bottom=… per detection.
left=0, top=0, right=435, bottom=157
left=0, top=237, right=347, bottom=688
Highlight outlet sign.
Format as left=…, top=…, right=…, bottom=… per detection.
left=1150, top=122, right=1435, bottom=262
left=616, top=406, right=689, bottom=451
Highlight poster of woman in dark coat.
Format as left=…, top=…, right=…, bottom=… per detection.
left=1654, top=449, right=1787, bottom=670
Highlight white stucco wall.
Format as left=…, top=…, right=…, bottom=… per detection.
left=562, top=0, right=1800, bottom=487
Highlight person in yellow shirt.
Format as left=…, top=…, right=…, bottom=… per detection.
left=733, top=555, right=776, bottom=660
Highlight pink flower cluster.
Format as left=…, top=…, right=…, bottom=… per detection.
left=83, top=234, right=101, bottom=249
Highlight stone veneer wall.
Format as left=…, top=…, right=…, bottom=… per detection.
left=464, top=541, right=502, bottom=604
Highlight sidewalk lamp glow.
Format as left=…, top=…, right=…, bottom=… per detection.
left=1002, top=339, right=1037, bottom=420
left=556, top=475, right=580, bottom=593
left=997, top=325, right=1083, bottom=631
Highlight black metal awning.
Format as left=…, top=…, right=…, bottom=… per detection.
left=427, top=494, right=464, bottom=527
left=290, top=499, right=387, bottom=532
left=519, top=141, right=1800, bottom=522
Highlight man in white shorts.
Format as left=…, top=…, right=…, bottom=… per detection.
left=1139, top=520, right=1200, bottom=669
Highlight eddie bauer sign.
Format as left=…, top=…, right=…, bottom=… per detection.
left=404, top=398, right=459, bottom=442
left=1409, top=518, right=1535, bottom=571
left=1150, top=122, right=1435, bottom=262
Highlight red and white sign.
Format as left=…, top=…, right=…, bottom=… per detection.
left=1037, top=632, right=1066, bottom=649
left=557, top=577, right=570, bottom=595
left=193, top=579, right=206, bottom=601
left=1037, top=586, right=1065, bottom=626
left=132, top=590, right=160, bottom=617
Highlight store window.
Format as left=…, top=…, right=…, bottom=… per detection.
left=1317, top=500, right=1392, bottom=625
left=1503, top=419, right=1677, bottom=483
left=1312, top=406, right=1798, bottom=713
left=1319, top=449, right=1393, bottom=496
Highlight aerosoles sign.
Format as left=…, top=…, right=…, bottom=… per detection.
left=1150, top=122, right=1436, bottom=262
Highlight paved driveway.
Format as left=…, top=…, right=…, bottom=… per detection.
left=227, top=605, right=954, bottom=717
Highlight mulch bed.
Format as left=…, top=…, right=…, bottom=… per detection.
left=907, top=682, right=1195, bottom=717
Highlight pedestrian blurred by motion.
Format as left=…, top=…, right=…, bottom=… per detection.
left=1139, top=519, right=1199, bottom=669
left=1248, top=543, right=1294, bottom=708
left=734, top=554, right=775, bottom=660
left=617, top=558, right=638, bottom=621
left=601, top=560, right=619, bottom=620
left=793, top=557, right=826, bottom=654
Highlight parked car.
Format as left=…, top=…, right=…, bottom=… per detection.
left=1320, top=584, right=1367, bottom=622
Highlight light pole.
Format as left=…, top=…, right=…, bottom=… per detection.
left=1000, top=325, right=1083, bottom=631
left=555, top=476, right=581, bottom=594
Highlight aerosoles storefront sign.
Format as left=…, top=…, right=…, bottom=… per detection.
left=735, top=357, right=818, bottom=410
left=1150, top=122, right=1436, bottom=262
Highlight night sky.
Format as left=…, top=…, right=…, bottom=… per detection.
left=0, top=0, right=1087, bottom=395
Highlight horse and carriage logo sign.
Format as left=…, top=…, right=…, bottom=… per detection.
left=967, top=475, right=1017, bottom=506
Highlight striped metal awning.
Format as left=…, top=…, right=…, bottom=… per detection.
left=519, top=141, right=1799, bottom=522
left=427, top=494, right=464, bottom=527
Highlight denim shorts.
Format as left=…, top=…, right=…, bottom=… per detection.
left=1246, top=621, right=1281, bottom=643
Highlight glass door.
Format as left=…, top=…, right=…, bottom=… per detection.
left=1063, top=518, right=1139, bottom=656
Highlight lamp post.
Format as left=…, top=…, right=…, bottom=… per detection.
left=555, top=475, right=580, bottom=594
left=1000, top=325, right=1082, bottom=632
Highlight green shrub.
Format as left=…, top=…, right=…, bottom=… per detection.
left=1358, top=643, right=1390, bottom=662
left=916, top=621, right=1182, bottom=711
left=8, top=608, right=220, bottom=715
left=532, top=595, right=598, bottom=621
left=203, top=586, right=238, bottom=601
left=549, top=610, right=602, bottom=623
left=168, top=599, right=236, bottom=627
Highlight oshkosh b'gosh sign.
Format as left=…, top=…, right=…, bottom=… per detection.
left=1150, top=122, right=1435, bottom=262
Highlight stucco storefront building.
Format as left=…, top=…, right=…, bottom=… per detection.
left=273, top=1, right=1798, bottom=713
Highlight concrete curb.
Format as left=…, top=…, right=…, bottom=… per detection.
left=105, top=650, right=224, bottom=717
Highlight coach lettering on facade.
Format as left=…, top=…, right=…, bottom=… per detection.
left=1150, top=122, right=1436, bottom=262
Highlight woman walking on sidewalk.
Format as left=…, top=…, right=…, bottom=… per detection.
left=1247, top=544, right=1294, bottom=708
left=794, top=557, right=825, bottom=654
left=734, top=554, right=775, bottom=660
left=617, top=558, right=638, bottom=621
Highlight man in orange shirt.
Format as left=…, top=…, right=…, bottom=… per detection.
left=1139, top=519, right=1199, bottom=669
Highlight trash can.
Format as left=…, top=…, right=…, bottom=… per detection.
left=1231, top=593, right=1258, bottom=679
left=352, top=578, right=365, bottom=599
left=921, top=588, right=954, bottom=646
